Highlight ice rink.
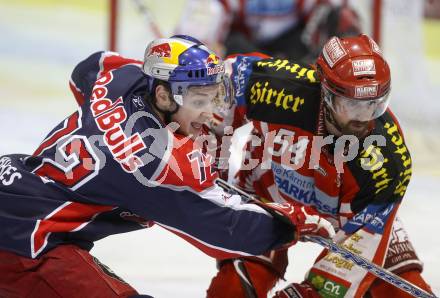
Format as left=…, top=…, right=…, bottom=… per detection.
left=1, top=1, right=439, bottom=297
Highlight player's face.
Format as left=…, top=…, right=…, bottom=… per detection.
left=171, top=85, right=218, bottom=138
left=330, top=95, right=376, bottom=138
left=323, top=86, right=390, bottom=138
left=330, top=109, right=371, bottom=138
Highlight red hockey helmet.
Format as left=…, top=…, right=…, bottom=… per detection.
left=316, top=34, right=391, bottom=122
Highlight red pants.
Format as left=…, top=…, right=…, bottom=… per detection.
left=0, top=245, right=138, bottom=298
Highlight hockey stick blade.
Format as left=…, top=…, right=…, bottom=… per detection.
left=303, top=235, right=437, bottom=298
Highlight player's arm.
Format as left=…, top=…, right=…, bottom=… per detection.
left=127, top=180, right=333, bottom=260
left=69, top=51, right=142, bottom=106
left=118, top=132, right=333, bottom=259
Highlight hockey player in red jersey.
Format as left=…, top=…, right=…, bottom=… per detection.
left=175, top=0, right=361, bottom=62
left=0, top=35, right=336, bottom=298
left=206, top=34, right=434, bottom=297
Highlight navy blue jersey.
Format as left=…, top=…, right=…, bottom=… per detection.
left=0, top=52, right=292, bottom=259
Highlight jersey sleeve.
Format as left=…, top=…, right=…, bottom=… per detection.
left=121, top=131, right=294, bottom=259
left=343, top=110, right=412, bottom=215
left=69, top=51, right=143, bottom=106
left=244, top=57, right=322, bottom=133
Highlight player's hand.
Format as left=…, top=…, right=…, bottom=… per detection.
left=273, top=282, right=320, bottom=298
left=263, top=203, right=335, bottom=242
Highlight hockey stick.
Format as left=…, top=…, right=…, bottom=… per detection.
left=131, top=0, right=163, bottom=38
left=215, top=178, right=437, bottom=298
left=303, top=235, right=437, bottom=298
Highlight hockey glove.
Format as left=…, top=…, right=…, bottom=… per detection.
left=261, top=202, right=335, bottom=244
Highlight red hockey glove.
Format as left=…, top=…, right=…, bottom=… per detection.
left=273, top=282, right=320, bottom=298
left=261, top=202, right=335, bottom=243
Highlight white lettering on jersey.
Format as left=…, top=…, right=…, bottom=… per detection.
left=0, top=157, right=22, bottom=186
left=90, top=72, right=147, bottom=173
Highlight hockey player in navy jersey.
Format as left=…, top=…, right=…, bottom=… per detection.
left=0, top=35, right=335, bottom=297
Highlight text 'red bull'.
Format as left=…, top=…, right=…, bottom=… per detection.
left=90, top=72, right=146, bottom=173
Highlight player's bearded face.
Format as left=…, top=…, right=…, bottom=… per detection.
left=171, top=85, right=218, bottom=138
left=331, top=95, right=376, bottom=138
left=330, top=111, right=371, bottom=138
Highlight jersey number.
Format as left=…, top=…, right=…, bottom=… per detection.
left=32, top=110, right=99, bottom=190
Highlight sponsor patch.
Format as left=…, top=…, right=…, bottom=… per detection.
left=256, top=59, right=318, bottom=83
left=322, top=37, right=348, bottom=68
left=207, top=64, right=224, bottom=76
left=343, top=203, right=395, bottom=234
left=249, top=81, right=305, bottom=113
left=206, top=54, right=220, bottom=65
left=352, top=59, right=376, bottom=76
left=385, top=217, right=422, bottom=272
left=308, top=271, right=349, bottom=298
left=271, top=162, right=338, bottom=215
left=131, top=95, right=145, bottom=110
left=369, top=37, right=382, bottom=56
left=354, top=85, right=378, bottom=98
left=234, top=57, right=251, bottom=97
left=148, top=43, right=171, bottom=58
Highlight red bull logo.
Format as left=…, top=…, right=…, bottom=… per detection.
left=206, top=54, right=220, bottom=65
left=207, top=64, right=224, bottom=76
left=148, top=43, right=171, bottom=58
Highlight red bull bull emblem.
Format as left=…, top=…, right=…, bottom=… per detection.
left=206, top=54, right=223, bottom=75
left=148, top=43, right=171, bottom=58
left=206, top=54, right=220, bottom=65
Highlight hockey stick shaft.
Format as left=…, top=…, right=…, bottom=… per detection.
left=215, top=178, right=437, bottom=298
left=131, top=0, right=163, bottom=38
left=303, top=235, right=436, bottom=298
left=216, top=178, right=255, bottom=203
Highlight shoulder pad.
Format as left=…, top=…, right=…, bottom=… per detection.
left=245, top=58, right=321, bottom=133
left=347, top=111, right=412, bottom=213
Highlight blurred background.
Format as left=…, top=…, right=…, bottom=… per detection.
left=0, top=0, right=439, bottom=296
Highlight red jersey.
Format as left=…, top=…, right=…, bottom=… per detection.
left=219, top=55, right=417, bottom=296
